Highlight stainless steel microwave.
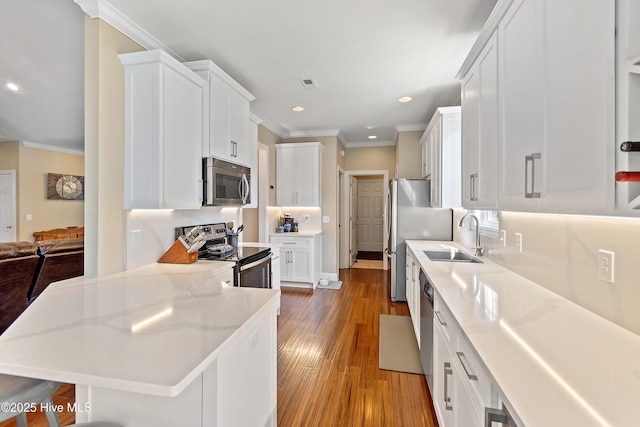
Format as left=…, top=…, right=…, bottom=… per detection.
left=203, top=157, right=251, bottom=206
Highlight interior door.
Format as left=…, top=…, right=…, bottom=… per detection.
left=350, top=176, right=358, bottom=265
left=0, top=170, right=17, bottom=242
left=357, top=179, right=384, bottom=252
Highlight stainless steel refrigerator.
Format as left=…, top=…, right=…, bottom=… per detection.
left=385, top=179, right=452, bottom=302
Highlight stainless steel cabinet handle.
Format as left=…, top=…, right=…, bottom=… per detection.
left=435, top=311, right=447, bottom=326
left=525, top=153, right=541, bottom=199
left=456, top=352, right=478, bottom=381
left=444, top=362, right=453, bottom=411
left=485, top=407, right=513, bottom=426
left=470, top=173, right=479, bottom=201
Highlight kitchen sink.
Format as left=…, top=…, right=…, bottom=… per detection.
left=423, top=249, right=483, bottom=263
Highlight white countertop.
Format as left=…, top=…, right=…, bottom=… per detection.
left=0, top=262, right=280, bottom=397
left=270, top=231, right=322, bottom=237
left=407, top=240, right=640, bottom=427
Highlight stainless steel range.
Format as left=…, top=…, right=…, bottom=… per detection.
left=175, top=223, right=272, bottom=288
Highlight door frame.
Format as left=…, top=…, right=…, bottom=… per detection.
left=0, top=170, right=17, bottom=242
left=340, top=169, right=389, bottom=270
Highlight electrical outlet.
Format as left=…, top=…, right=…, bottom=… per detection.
left=500, top=230, right=506, bottom=247
left=323, top=216, right=330, bottom=223
left=131, top=229, right=142, bottom=248
left=598, top=250, right=615, bottom=283
left=515, top=232, right=523, bottom=253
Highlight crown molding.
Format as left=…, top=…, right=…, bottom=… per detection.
left=249, top=112, right=263, bottom=125
left=21, top=141, right=85, bottom=156
left=283, top=129, right=341, bottom=139
left=456, top=0, right=513, bottom=79
left=343, top=139, right=395, bottom=148
left=395, top=123, right=428, bottom=132
left=74, top=0, right=183, bottom=60
left=256, top=118, right=287, bottom=139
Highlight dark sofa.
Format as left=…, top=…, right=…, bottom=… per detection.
left=0, top=239, right=84, bottom=334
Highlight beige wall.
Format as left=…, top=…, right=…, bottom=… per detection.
left=242, top=125, right=281, bottom=243
left=344, top=145, right=396, bottom=175
left=84, top=16, right=144, bottom=276
left=454, top=209, right=640, bottom=336
left=19, top=145, right=84, bottom=241
left=395, top=130, right=423, bottom=178
left=0, top=142, right=19, bottom=169
left=0, top=142, right=84, bottom=241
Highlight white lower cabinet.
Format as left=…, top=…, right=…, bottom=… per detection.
left=406, top=247, right=420, bottom=347
left=433, top=291, right=516, bottom=427
left=269, top=234, right=322, bottom=289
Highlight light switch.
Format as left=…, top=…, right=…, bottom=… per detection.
left=322, top=216, right=330, bottom=223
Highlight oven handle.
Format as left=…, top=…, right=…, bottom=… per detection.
left=239, top=253, right=273, bottom=272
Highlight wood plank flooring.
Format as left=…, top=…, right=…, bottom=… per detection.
left=277, top=268, right=438, bottom=426
left=0, top=268, right=438, bottom=427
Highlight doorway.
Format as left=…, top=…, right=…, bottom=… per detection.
left=340, top=169, right=389, bottom=270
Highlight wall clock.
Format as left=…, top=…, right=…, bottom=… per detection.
left=47, top=173, right=85, bottom=200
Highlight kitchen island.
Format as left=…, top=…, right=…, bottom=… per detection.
left=408, top=240, right=640, bottom=427
left=0, top=261, right=280, bottom=426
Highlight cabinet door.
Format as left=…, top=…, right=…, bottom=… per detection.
left=461, top=32, right=499, bottom=209
left=453, top=369, right=483, bottom=426
left=539, top=0, right=613, bottom=210
left=290, top=249, right=311, bottom=281
left=293, top=146, right=319, bottom=206
left=276, top=148, right=295, bottom=206
left=229, top=89, right=250, bottom=164
left=210, top=76, right=234, bottom=161
left=433, top=326, right=454, bottom=427
left=498, top=0, right=542, bottom=210
left=162, top=66, right=203, bottom=209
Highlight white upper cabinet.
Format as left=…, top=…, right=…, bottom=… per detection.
left=497, top=0, right=614, bottom=212
left=458, top=0, right=614, bottom=214
left=184, top=60, right=255, bottom=166
left=120, top=50, right=205, bottom=209
left=421, top=106, right=462, bottom=208
left=460, top=32, right=499, bottom=210
left=276, top=142, right=323, bottom=207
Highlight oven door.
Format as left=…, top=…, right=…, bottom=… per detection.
left=237, top=253, right=272, bottom=288
left=203, top=158, right=251, bottom=206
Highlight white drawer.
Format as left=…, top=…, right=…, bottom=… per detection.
left=270, top=236, right=311, bottom=248
left=455, top=331, right=492, bottom=411
left=434, top=293, right=456, bottom=345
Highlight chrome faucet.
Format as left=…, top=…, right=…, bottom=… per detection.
left=458, top=213, right=484, bottom=257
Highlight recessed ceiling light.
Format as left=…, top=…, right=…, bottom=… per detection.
left=368, top=135, right=377, bottom=139
left=291, top=106, right=304, bottom=112
left=398, top=96, right=412, bottom=103
left=6, top=82, right=20, bottom=92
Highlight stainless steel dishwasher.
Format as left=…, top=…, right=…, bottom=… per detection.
left=419, top=268, right=434, bottom=394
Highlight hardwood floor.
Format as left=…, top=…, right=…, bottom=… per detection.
left=277, top=268, right=438, bottom=426
left=0, top=268, right=437, bottom=427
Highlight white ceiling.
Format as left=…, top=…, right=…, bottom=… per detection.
left=0, top=0, right=496, bottom=152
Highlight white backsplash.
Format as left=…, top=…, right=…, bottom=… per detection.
left=126, top=207, right=241, bottom=270
left=453, top=208, right=640, bottom=336
left=267, top=206, right=322, bottom=234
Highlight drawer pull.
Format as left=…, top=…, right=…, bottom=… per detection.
left=456, top=351, right=478, bottom=381
left=444, top=362, right=453, bottom=411
left=435, top=311, right=447, bottom=326
left=484, top=406, right=515, bottom=426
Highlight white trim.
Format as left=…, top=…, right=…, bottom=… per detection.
left=0, top=170, right=17, bottom=242
left=321, top=272, right=339, bottom=281
left=341, top=169, right=389, bottom=270
left=249, top=112, right=263, bottom=125
left=74, top=0, right=182, bottom=60
left=343, top=140, right=395, bottom=148
left=456, top=0, right=513, bottom=79
left=21, top=141, right=85, bottom=156
left=183, top=60, right=255, bottom=102
left=255, top=117, right=287, bottom=139
left=283, top=129, right=340, bottom=138
left=395, top=123, right=428, bottom=132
